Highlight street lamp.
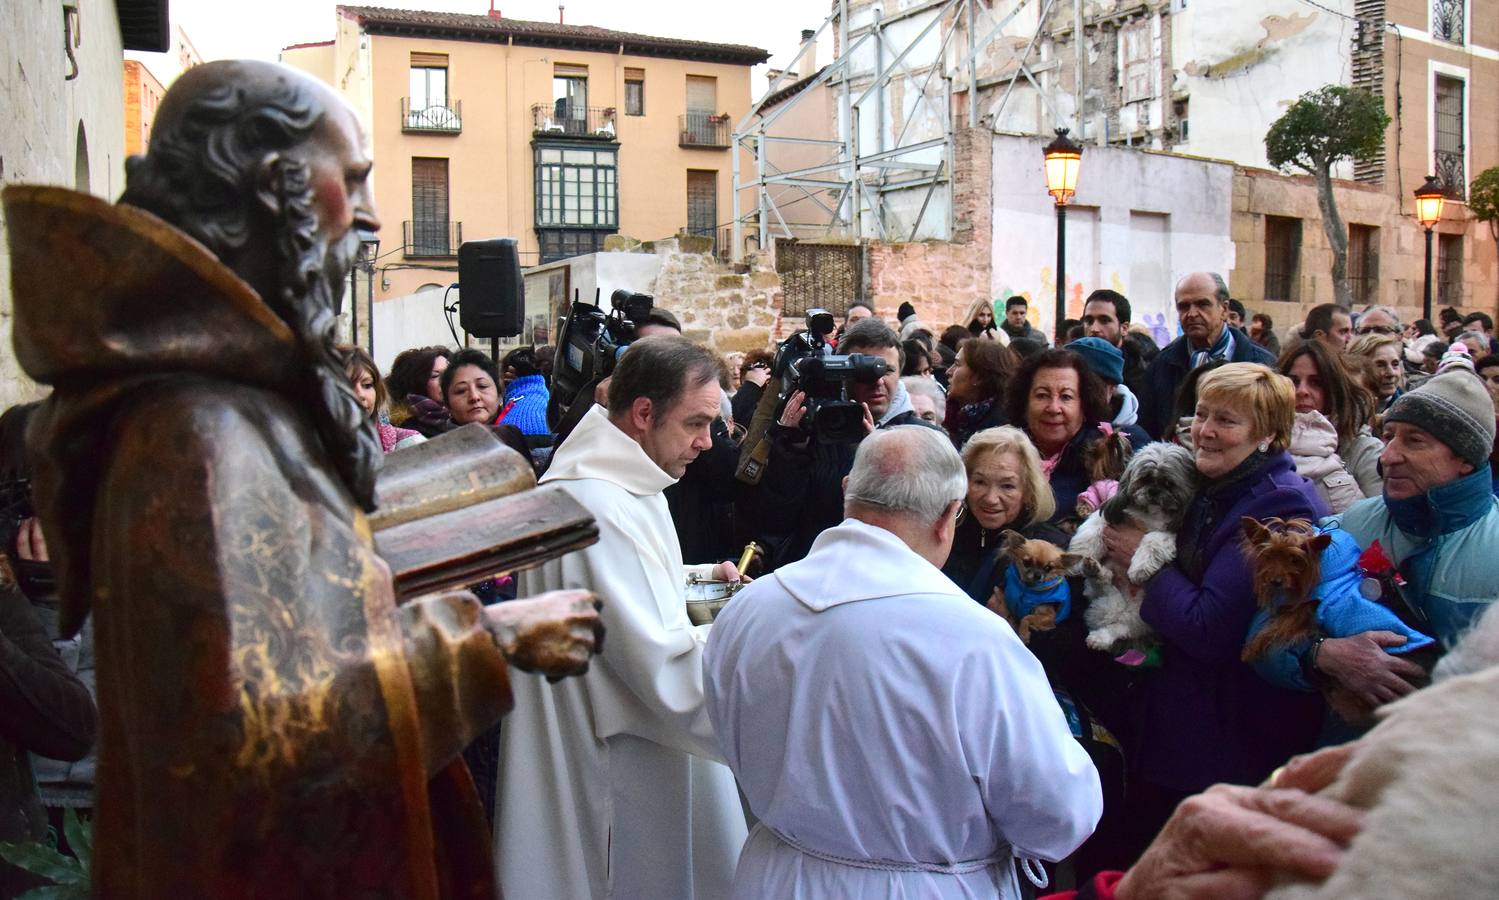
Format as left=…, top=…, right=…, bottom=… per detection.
left=1043, top=129, right=1083, bottom=343
left=1413, top=175, right=1445, bottom=323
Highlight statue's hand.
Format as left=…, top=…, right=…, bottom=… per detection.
left=486, top=590, right=604, bottom=680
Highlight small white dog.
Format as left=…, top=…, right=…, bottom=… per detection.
left=1070, top=442, right=1199, bottom=652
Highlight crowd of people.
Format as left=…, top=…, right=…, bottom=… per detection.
left=4, top=57, right=1499, bottom=899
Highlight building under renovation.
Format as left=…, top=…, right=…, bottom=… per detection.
left=734, top=0, right=1496, bottom=337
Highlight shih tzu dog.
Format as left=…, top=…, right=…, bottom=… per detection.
left=1070, top=442, right=1200, bottom=653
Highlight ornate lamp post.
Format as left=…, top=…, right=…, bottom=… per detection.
left=1043, top=129, right=1083, bottom=343
left=1413, top=175, right=1445, bottom=323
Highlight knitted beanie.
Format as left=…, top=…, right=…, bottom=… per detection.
left=897, top=301, right=917, bottom=323
left=1066, top=336, right=1124, bottom=385
left=1384, top=370, right=1497, bottom=468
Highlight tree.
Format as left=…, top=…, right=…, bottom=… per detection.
left=1470, top=166, right=1499, bottom=240
left=1264, top=85, right=1391, bottom=308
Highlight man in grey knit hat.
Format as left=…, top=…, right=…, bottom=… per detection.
left=1302, top=369, right=1499, bottom=723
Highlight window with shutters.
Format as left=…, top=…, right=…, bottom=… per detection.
left=1263, top=215, right=1301, bottom=302
left=535, top=144, right=618, bottom=263
left=681, top=76, right=719, bottom=146
left=1437, top=234, right=1463, bottom=306
left=686, top=170, right=717, bottom=248
left=405, top=54, right=460, bottom=132
left=1434, top=74, right=1465, bottom=199
left=407, top=157, right=455, bottom=257
left=1347, top=224, right=1379, bottom=305
left=624, top=68, right=645, bottom=116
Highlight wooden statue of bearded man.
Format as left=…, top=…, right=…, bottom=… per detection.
left=4, top=61, right=602, bottom=898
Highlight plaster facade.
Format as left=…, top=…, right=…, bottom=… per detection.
left=283, top=6, right=765, bottom=321
left=989, top=132, right=1235, bottom=340
left=1, top=0, right=128, bottom=408
left=122, top=60, right=164, bottom=155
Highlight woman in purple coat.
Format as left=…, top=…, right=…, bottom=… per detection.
left=1101, top=363, right=1327, bottom=855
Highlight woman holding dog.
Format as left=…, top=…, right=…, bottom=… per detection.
left=942, top=425, right=1068, bottom=602
left=1100, top=363, right=1327, bottom=856
left=1005, top=349, right=1148, bottom=526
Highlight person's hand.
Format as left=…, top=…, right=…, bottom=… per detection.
left=486, top=590, right=604, bottom=680
left=14, top=517, right=47, bottom=562
left=593, top=376, right=612, bottom=409
left=1316, top=632, right=1425, bottom=710
left=1115, top=784, right=1365, bottom=900
left=778, top=391, right=808, bottom=429
left=711, top=561, right=749, bottom=583
left=860, top=402, right=875, bottom=435
left=1101, top=521, right=1145, bottom=569
left=1268, top=743, right=1358, bottom=794
left=743, top=366, right=771, bottom=388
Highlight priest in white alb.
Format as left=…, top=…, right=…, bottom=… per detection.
left=494, top=336, right=747, bottom=899
left=705, top=425, right=1102, bottom=899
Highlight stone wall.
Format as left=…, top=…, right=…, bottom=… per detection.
left=637, top=234, right=783, bottom=354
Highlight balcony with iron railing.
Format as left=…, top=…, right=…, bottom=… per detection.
left=531, top=104, right=617, bottom=140
left=402, top=98, right=462, bottom=134
left=1435, top=149, right=1466, bottom=199
left=403, top=220, right=462, bottom=258
left=679, top=112, right=731, bottom=149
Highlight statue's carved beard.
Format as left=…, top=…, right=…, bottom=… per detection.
left=269, top=158, right=382, bottom=511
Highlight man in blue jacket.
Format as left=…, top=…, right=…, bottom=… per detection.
left=1139, top=272, right=1274, bottom=439
left=1313, top=370, right=1499, bottom=720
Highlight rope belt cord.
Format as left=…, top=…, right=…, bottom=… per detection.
left=761, top=823, right=1008, bottom=876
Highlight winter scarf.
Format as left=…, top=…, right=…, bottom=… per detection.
left=1189, top=325, right=1235, bottom=369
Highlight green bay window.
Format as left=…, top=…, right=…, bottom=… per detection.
left=535, top=144, right=618, bottom=262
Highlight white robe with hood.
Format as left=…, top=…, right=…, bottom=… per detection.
left=704, top=518, right=1101, bottom=899
left=494, top=405, right=747, bottom=900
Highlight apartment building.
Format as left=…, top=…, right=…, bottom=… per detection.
left=282, top=5, right=767, bottom=302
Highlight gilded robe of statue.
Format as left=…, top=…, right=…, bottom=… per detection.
left=6, top=185, right=510, bottom=898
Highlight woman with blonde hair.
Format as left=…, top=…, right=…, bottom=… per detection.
left=940, top=425, right=1063, bottom=604
left=1101, top=363, right=1327, bottom=854
left=963, top=298, right=1006, bottom=343
left=1346, top=331, right=1406, bottom=414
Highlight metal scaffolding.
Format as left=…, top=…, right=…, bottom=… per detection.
left=730, top=0, right=1068, bottom=261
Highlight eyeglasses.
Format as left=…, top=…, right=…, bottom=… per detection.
left=1356, top=325, right=1400, bottom=336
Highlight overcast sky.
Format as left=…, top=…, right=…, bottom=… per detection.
left=129, top=0, right=830, bottom=91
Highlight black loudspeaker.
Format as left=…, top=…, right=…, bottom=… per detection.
left=458, top=238, right=524, bottom=338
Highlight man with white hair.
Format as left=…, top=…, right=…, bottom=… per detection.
left=705, top=426, right=1101, bottom=899
left=901, top=374, right=946, bottom=427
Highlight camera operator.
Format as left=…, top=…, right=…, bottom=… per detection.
left=754, top=317, right=937, bottom=569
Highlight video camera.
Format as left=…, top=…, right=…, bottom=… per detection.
left=776, top=308, right=891, bottom=444
left=548, top=288, right=655, bottom=433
